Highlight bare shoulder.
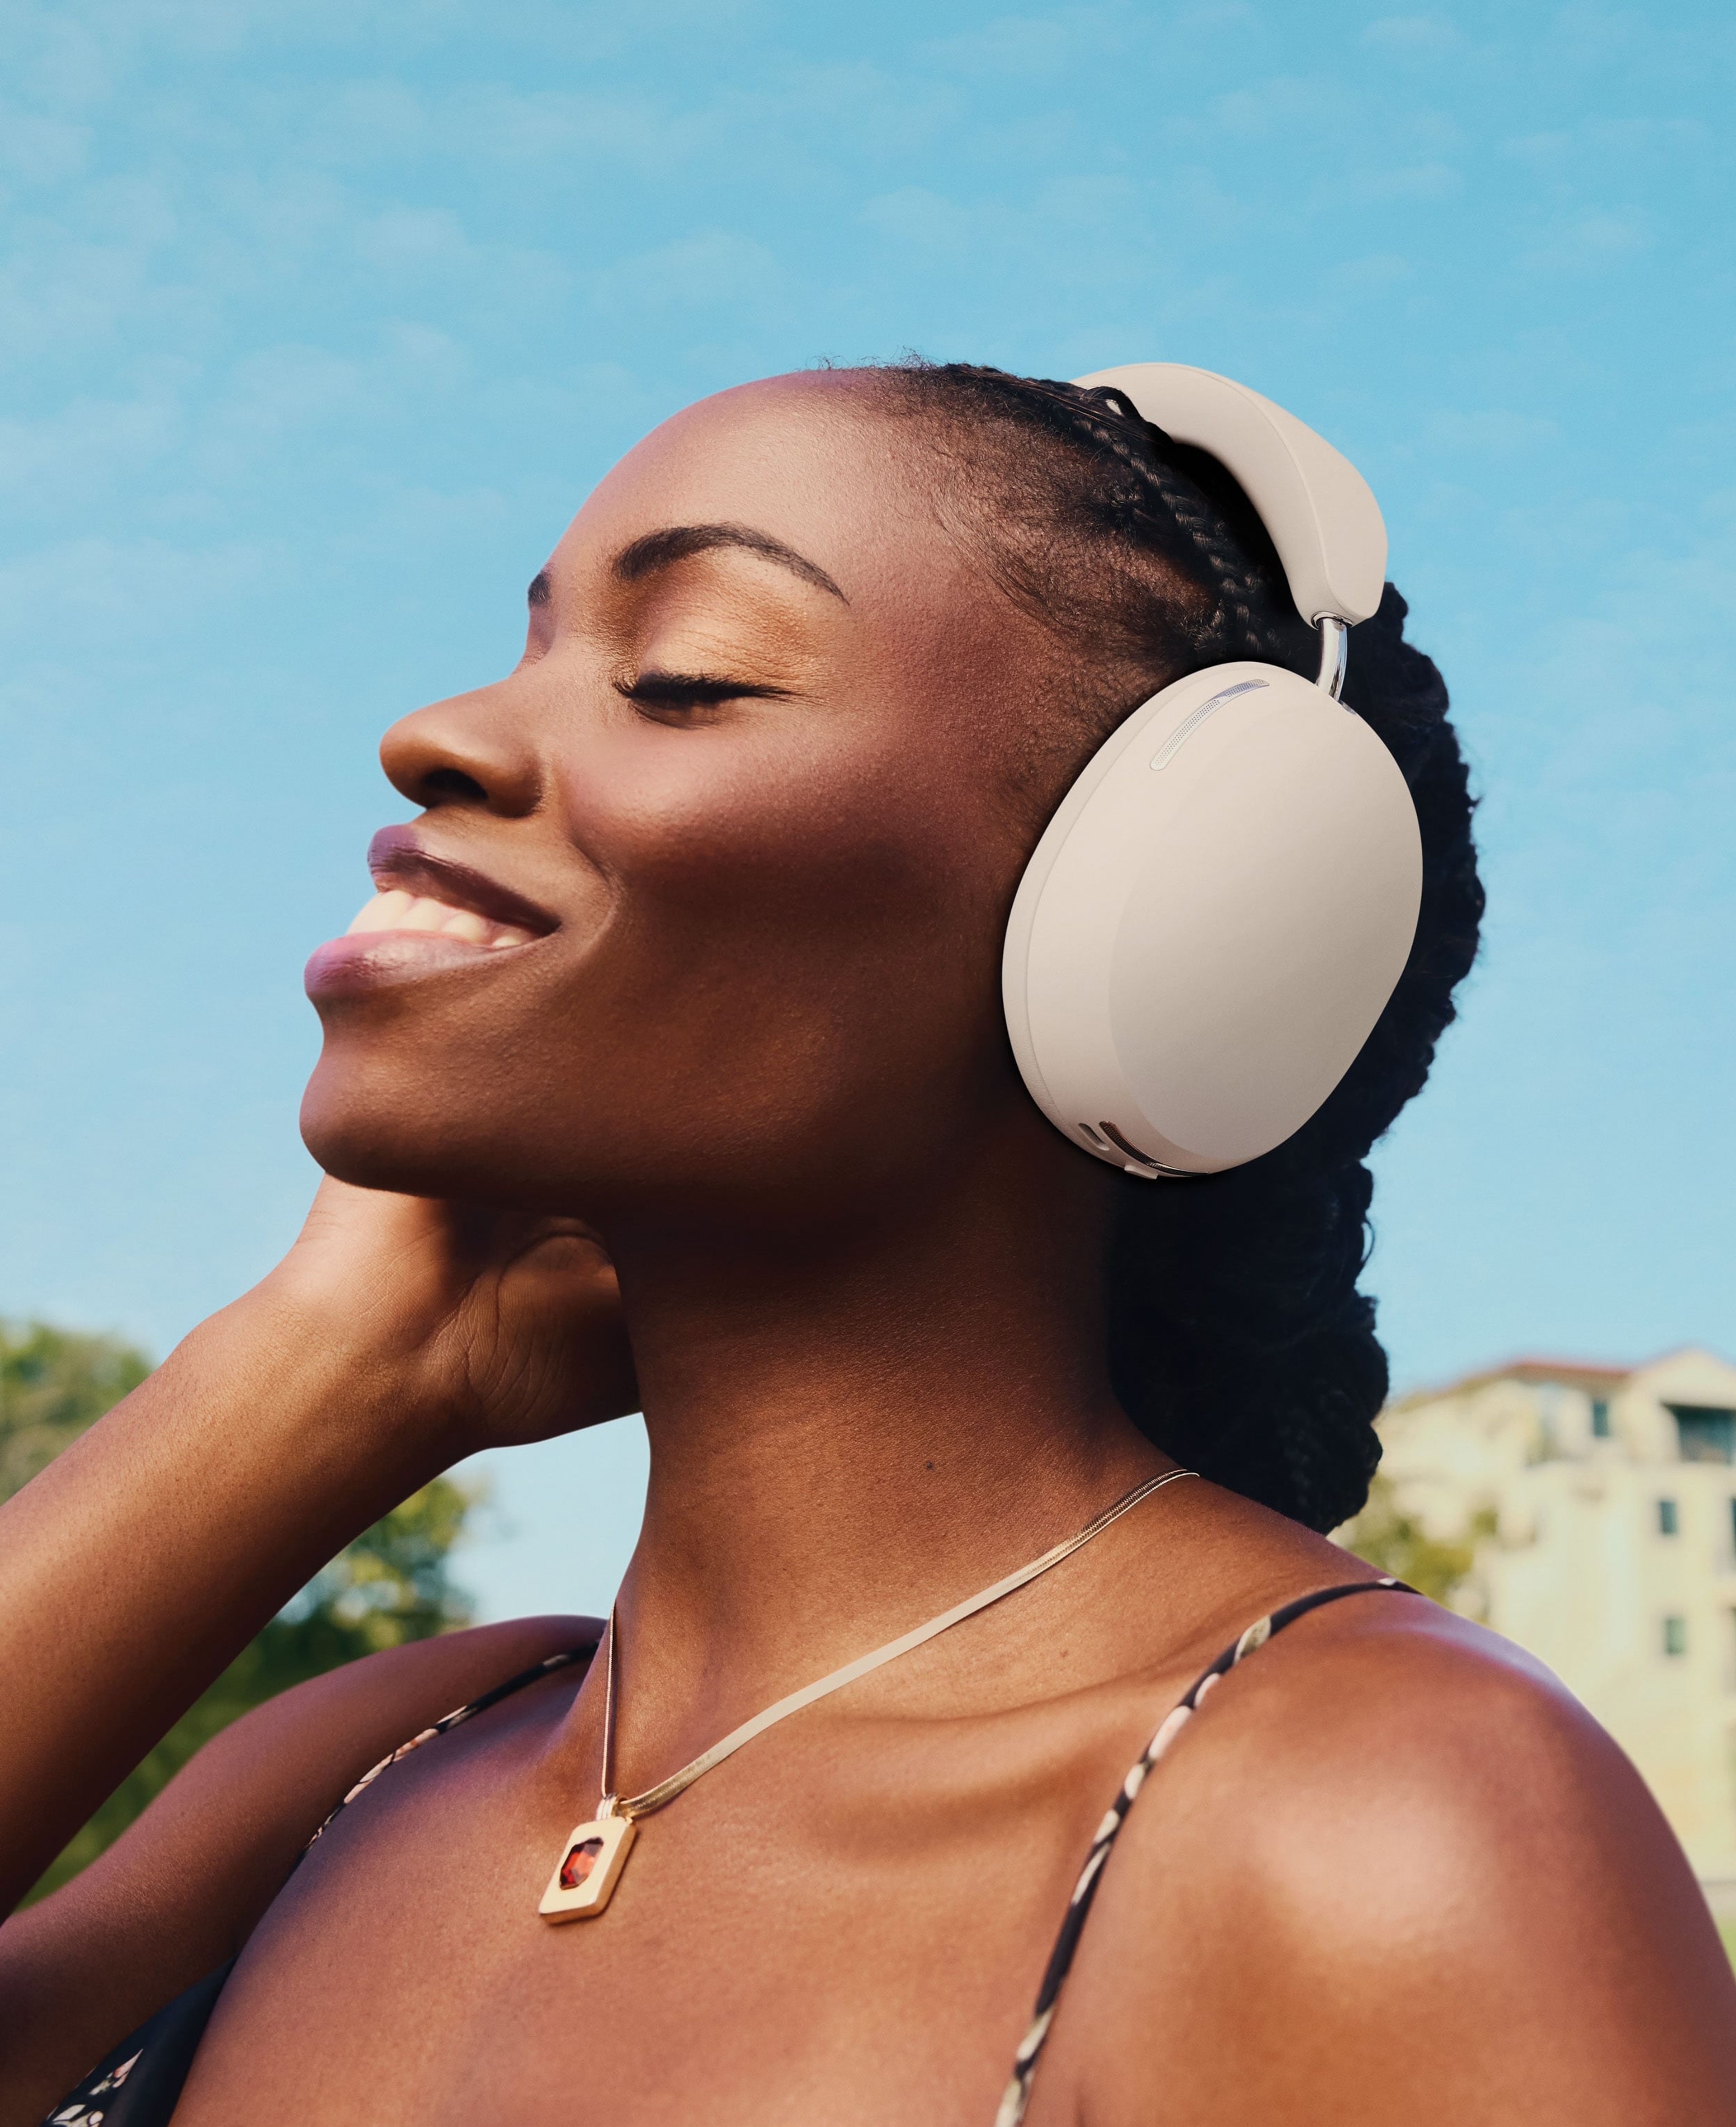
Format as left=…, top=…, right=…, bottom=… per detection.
left=1066, top=1589, right=1736, bottom=2125
left=0, top=1614, right=598, bottom=2119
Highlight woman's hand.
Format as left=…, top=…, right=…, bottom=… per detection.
left=0, top=1176, right=636, bottom=1916
left=267, top=1176, right=641, bottom=1458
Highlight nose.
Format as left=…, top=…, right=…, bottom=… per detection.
left=379, top=686, right=543, bottom=817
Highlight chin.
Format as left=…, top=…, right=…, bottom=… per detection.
left=300, top=1052, right=512, bottom=1203
left=302, top=1080, right=443, bottom=1198
left=300, top=1034, right=632, bottom=1215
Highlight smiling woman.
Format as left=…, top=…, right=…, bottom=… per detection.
left=3, top=363, right=1733, bottom=2127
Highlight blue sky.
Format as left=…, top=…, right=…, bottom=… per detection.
left=4, top=0, right=1733, bottom=1618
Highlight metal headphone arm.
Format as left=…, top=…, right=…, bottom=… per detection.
left=1316, top=615, right=1349, bottom=701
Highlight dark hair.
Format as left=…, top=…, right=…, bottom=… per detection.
left=866, top=362, right=1483, bottom=1533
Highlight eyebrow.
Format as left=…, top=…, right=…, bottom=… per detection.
left=611, top=523, right=849, bottom=604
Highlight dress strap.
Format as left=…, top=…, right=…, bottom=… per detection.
left=44, top=1641, right=599, bottom=2125
left=296, top=1641, right=597, bottom=1865
left=994, top=1577, right=1414, bottom=2127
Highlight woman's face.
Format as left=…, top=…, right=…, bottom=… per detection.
left=301, top=373, right=1085, bottom=1238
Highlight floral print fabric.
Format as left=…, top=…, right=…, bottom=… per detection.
left=49, top=1581, right=1408, bottom=2126
left=43, top=1646, right=594, bottom=2125
left=993, top=1576, right=1409, bottom=2127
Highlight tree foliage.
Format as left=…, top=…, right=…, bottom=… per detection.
left=2, top=1317, right=480, bottom=1902
left=1337, top=1471, right=1496, bottom=1611
left=1, top=1320, right=152, bottom=1500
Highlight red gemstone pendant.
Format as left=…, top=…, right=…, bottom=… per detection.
left=538, top=1811, right=637, bottom=1922
left=561, top=1838, right=605, bottom=1888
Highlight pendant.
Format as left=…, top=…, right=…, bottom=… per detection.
left=538, top=1808, right=637, bottom=1922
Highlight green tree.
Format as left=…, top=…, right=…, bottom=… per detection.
left=2, top=1317, right=481, bottom=1902
left=1, top=1320, right=151, bottom=1498
left=1337, top=1471, right=1496, bottom=1611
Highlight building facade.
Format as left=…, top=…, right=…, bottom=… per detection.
left=1373, top=1347, right=1736, bottom=1890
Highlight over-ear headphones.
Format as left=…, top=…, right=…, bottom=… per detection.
left=1001, top=363, right=1423, bottom=1179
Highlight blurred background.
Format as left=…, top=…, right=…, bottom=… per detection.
left=3, top=0, right=1733, bottom=1906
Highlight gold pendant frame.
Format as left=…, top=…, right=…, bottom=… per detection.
left=538, top=1811, right=637, bottom=1922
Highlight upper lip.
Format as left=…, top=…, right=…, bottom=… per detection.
left=366, top=825, right=560, bottom=937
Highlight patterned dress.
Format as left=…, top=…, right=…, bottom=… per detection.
left=47, top=1581, right=1409, bottom=2125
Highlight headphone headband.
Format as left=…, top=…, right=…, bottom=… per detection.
left=1003, top=361, right=1419, bottom=1180
left=1071, top=363, right=1387, bottom=628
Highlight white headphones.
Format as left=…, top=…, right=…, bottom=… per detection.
left=1001, top=363, right=1423, bottom=1179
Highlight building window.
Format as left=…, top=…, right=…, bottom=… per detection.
left=1591, top=1398, right=1611, bottom=1438
left=1665, top=1616, right=1689, bottom=1657
left=1671, top=1405, right=1736, bottom=1464
left=1659, top=1499, right=1680, bottom=1536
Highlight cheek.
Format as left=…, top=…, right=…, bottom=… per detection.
left=550, top=717, right=1015, bottom=1097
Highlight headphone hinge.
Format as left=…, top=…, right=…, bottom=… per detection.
left=1315, top=615, right=1349, bottom=701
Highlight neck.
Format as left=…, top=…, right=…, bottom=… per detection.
left=600, top=1119, right=1167, bottom=1736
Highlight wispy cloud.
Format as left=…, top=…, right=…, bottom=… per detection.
left=1363, top=14, right=1462, bottom=56
left=1518, top=205, right=1652, bottom=275
left=1336, top=162, right=1465, bottom=205
left=590, top=230, right=785, bottom=315
left=1424, top=407, right=1561, bottom=456
left=859, top=187, right=975, bottom=257
left=918, top=14, right=1084, bottom=76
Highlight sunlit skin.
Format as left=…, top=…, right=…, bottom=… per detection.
left=2, top=373, right=1733, bottom=2125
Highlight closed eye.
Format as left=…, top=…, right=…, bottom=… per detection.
left=617, top=670, right=793, bottom=724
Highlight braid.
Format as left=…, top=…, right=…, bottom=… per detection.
left=1114, top=426, right=1269, bottom=655
left=917, top=364, right=1321, bottom=673
left=863, top=360, right=1483, bottom=1532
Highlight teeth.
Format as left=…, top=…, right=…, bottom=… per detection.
left=348, top=888, right=413, bottom=934
left=344, top=888, right=534, bottom=950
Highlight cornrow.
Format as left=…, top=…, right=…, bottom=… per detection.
left=1082, top=388, right=1277, bottom=656
left=863, top=360, right=1483, bottom=1532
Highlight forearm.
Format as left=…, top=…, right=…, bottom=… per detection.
left=0, top=1279, right=458, bottom=1911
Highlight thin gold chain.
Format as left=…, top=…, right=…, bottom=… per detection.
left=597, top=1466, right=1197, bottom=1822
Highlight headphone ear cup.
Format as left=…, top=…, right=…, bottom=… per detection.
left=1003, top=663, right=1423, bottom=1176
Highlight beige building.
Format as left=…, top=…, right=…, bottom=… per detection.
left=1374, top=1347, right=1736, bottom=1891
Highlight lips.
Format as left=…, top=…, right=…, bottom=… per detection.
left=305, top=826, right=559, bottom=1000
left=363, top=825, right=559, bottom=936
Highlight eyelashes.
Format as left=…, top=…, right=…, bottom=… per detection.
left=616, top=669, right=792, bottom=724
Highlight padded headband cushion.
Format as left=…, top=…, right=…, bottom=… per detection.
left=1072, top=363, right=1388, bottom=626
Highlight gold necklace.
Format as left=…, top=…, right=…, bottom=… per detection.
left=538, top=1466, right=1197, bottom=1921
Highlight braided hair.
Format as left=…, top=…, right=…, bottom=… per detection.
left=864, top=362, right=1483, bottom=1533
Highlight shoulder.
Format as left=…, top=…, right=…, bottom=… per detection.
left=193, top=1611, right=604, bottom=1810
left=0, top=1615, right=599, bottom=2120
left=82, top=1611, right=602, bottom=1905
left=1069, top=1588, right=1736, bottom=2123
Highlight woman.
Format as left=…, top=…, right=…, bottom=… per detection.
left=4, top=363, right=1732, bottom=2123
